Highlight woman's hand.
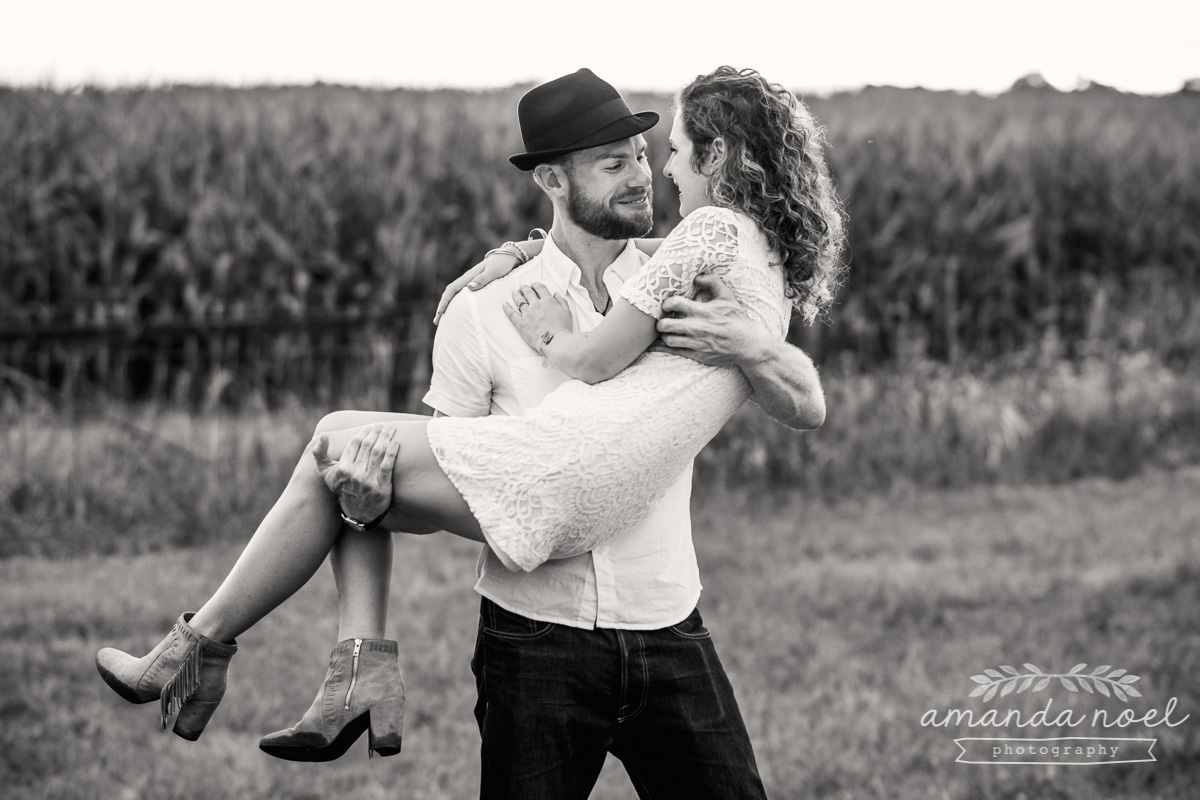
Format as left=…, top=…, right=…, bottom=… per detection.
left=502, top=283, right=573, bottom=353
left=432, top=236, right=549, bottom=325
left=433, top=253, right=518, bottom=325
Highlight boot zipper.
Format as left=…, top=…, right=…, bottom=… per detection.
left=344, top=638, right=363, bottom=710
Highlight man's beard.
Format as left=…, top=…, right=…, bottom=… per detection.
left=566, top=182, right=654, bottom=240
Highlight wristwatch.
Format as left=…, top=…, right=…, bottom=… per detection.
left=340, top=508, right=389, bottom=532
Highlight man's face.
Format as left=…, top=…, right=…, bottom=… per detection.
left=561, top=136, right=654, bottom=240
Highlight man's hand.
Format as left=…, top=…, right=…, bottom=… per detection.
left=312, top=423, right=401, bottom=525
left=502, top=283, right=573, bottom=352
left=653, top=274, right=773, bottom=368
left=655, top=274, right=825, bottom=430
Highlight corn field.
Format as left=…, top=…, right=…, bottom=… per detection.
left=1, top=83, right=1198, bottom=406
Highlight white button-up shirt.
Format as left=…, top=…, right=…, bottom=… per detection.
left=422, top=235, right=700, bottom=630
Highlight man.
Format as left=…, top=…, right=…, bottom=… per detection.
left=332, top=69, right=824, bottom=798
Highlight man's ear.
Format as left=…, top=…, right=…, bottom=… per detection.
left=533, top=163, right=567, bottom=196
left=703, top=137, right=726, bottom=176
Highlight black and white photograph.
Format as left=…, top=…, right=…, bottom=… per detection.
left=2, top=1, right=1198, bottom=798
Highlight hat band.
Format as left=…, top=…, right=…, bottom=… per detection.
left=524, top=97, right=635, bottom=153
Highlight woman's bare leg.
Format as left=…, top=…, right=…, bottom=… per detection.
left=319, top=422, right=483, bottom=540
left=186, top=415, right=479, bottom=644
left=330, top=528, right=390, bottom=640
left=187, top=435, right=342, bottom=643
left=317, top=411, right=428, bottom=642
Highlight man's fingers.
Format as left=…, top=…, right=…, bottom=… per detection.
left=368, top=425, right=396, bottom=468
left=693, top=273, right=735, bottom=298
left=311, top=433, right=336, bottom=471
left=659, top=334, right=699, bottom=350
left=656, top=315, right=700, bottom=335
left=378, top=440, right=401, bottom=485
left=660, top=295, right=703, bottom=317
left=360, top=425, right=383, bottom=460
left=345, top=426, right=371, bottom=464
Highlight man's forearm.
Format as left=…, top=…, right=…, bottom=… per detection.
left=740, top=338, right=825, bottom=430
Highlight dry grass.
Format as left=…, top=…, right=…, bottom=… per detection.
left=3, top=355, right=1198, bottom=560
left=2, top=468, right=1199, bottom=799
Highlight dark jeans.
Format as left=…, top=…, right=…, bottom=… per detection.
left=471, top=596, right=768, bottom=799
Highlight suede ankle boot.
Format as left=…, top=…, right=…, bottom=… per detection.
left=95, top=612, right=238, bottom=740
left=258, top=638, right=405, bottom=761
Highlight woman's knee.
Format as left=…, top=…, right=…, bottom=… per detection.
left=314, top=410, right=366, bottom=436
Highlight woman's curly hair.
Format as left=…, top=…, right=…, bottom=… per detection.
left=677, top=67, right=847, bottom=323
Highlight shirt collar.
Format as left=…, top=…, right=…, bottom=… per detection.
left=537, top=234, right=644, bottom=294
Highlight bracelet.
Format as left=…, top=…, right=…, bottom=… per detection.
left=538, top=328, right=569, bottom=356
left=483, top=241, right=531, bottom=265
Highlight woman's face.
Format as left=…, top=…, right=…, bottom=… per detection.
left=663, top=113, right=710, bottom=217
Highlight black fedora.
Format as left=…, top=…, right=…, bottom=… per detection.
left=510, top=68, right=659, bottom=171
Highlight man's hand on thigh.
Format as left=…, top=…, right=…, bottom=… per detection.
left=313, top=423, right=400, bottom=525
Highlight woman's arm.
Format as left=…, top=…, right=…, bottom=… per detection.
left=632, top=238, right=665, bottom=257
left=433, top=237, right=548, bottom=324
left=503, top=288, right=658, bottom=385
left=503, top=207, right=738, bottom=384
left=435, top=236, right=665, bottom=325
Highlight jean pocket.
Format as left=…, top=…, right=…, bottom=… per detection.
left=482, top=602, right=556, bottom=640
left=667, top=608, right=712, bottom=640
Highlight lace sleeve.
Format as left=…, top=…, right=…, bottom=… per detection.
left=619, top=206, right=740, bottom=319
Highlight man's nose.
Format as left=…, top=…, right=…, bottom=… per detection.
left=628, top=162, right=652, bottom=187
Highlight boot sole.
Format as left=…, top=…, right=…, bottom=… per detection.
left=95, top=655, right=151, bottom=705
left=259, top=712, right=374, bottom=762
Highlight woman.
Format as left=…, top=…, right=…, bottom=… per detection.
left=96, top=66, right=847, bottom=761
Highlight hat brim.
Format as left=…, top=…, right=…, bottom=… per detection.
left=509, top=111, right=659, bottom=171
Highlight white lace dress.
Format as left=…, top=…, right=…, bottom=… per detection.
left=426, top=206, right=791, bottom=572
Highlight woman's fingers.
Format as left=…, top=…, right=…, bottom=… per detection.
left=474, top=257, right=518, bottom=289
left=433, top=264, right=485, bottom=325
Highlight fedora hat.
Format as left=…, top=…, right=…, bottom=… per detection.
left=510, top=68, right=659, bottom=171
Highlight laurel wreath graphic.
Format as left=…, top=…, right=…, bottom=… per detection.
left=968, top=664, right=1142, bottom=702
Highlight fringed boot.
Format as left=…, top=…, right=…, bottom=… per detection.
left=95, top=612, right=238, bottom=741
left=258, top=638, right=405, bottom=762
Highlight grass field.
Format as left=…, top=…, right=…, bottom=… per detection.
left=2, top=465, right=1198, bottom=799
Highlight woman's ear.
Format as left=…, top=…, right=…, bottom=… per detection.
left=704, top=137, right=727, bottom=175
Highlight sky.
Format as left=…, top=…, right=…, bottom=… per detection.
left=3, top=0, right=1198, bottom=96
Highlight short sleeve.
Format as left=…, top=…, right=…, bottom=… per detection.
left=422, top=293, right=493, bottom=417
left=619, top=206, right=740, bottom=319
